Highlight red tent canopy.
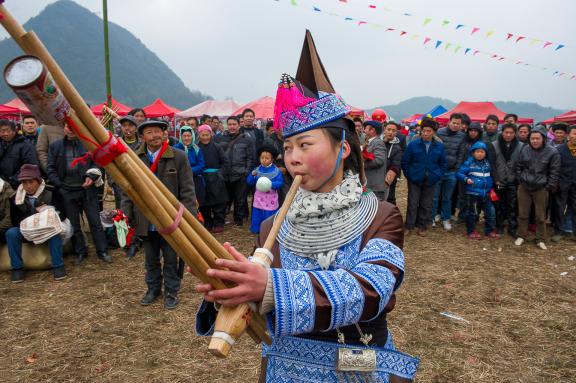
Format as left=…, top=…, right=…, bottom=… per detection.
left=435, top=101, right=533, bottom=125
left=91, top=98, right=132, bottom=116
left=0, top=104, right=19, bottom=115
left=143, top=98, right=181, bottom=118
left=232, top=96, right=275, bottom=119
left=4, top=98, right=31, bottom=114
left=553, top=110, right=576, bottom=124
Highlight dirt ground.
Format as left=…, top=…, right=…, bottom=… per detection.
left=0, top=180, right=575, bottom=382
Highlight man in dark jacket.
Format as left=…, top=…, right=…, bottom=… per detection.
left=433, top=113, right=466, bottom=230
left=491, top=123, right=524, bottom=237
left=383, top=122, right=403, bottom=205
left=483, top=114, right=500, bottom=144
left=21, top=116, right=39, bottom=146
left=215, top=116, right=256, bottom=226
left=6, top=164, right=66, bottom=283
left=402, top=117, right=447, bottom=236
left=362, top=121, right=388, bottom=201
left=0, top=119, right=39, bottom=189
left=47, top=122, right=110, bottom=265
left=514, top=125, right=561, bottom=250
left=122, top=120, right=197, bottom=310
left=239, top=108, right=264, bottom=151
left=552, top=125, right=576, bottom=241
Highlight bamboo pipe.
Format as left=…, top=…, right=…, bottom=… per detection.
left=208, top=175, right=302, bottom=357
left=68, top=116, right=267, bottom=344
left=0, top=4, right=270, bottom=345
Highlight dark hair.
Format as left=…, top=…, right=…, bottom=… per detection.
left=568, top=125, right=576, bottom=133
left=212, top=116, right=220, bottom=123
left=227, top=116, right=240, bottom=124
left=186, top=116, right=198, bottom=125
left=501, top=123, right=517, bottom=133
left=128, top=108, right=146, bottom=117
left=23, top=115, right=37, bottom=122
left=242, top=108, right=255, bottom=118
left=200, top=114, right=211, bottom=124
left=485, top=114, right=499, bottom=125
left=517, top=123, right=531, bottom=131
left=266, top=120, right=274, bottom=129
left=353, top=117, right=363, bottom=123
left=385, top=121, right=400, bottom=130
left=0, top=119, right=16, bottom=130
left=460, top=113, right=471, bottom=127
left=449, top=113, right=463, bottom=122
left=504, top=113, right=518, bottom=122
left=323, top=127, right=365, bottom=185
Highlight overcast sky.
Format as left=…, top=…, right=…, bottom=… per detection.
left=2, top=0, right=574, bottom=109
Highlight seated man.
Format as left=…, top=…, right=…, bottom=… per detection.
left=0, top=177, right=15, bottom=244
left=6, top=164, right=66, bottom=283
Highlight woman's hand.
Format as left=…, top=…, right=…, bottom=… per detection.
left=195, top=242, right=268, bottom=306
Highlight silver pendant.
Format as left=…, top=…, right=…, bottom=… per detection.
left=336, top=348, right=377, bottom=372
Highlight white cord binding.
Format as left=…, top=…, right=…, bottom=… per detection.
left=212, top=331, right=236, bottom=346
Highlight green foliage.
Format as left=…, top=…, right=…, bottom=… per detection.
left=0, top=0, right=210, bottom=109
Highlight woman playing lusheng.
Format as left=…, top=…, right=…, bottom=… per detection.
left=195, top=31, right=418, bottom=382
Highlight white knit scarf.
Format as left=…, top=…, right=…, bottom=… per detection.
left=277, top=172, right=378, bottom=269
left=15, top=180, right=46, bottom=206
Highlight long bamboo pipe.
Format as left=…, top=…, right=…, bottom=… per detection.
left=208, top=175, right=302, bottom=357
left=0, top=4, right=270, bottom=345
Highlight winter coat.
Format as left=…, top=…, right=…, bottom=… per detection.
left=121, top=144, right=197, bottom=237
left=0, top=181, right=15, bottom=229
left=173, top=143, right=206, bottom=176
left=436, top=127, right=466, bottom=172
left=384, top=136, right=403, bottom=176
left=0, top=135, right=39, bottom=189
left=36, top=124, right=65, bottom=171
left=46, top=137, right=101, bottom=191
left=364, top=137, right=388, bottom=192
left=515, top=127, right=561, bottom=192
left=10, top=188, right=54, bottom=226
left=456, top=142, right=493, bottom=198
left=557, top=143, right=576, bottom=190
left=215, top=132, right=256, bottom=182
left=491, top=137, right=524, bottom=186
left=240, top=126, right=265, bottom=150
left=401, top=138, right=447, bottom=186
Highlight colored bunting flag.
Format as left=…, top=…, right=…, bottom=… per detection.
left=423, top=37, right=431, bottom=45
left=464, top=48, right=471, bottom=55
left=506, top=33, right=513, bottom=40
left=471, top=27, right=480, bottom=34
left=435, top=40, right=442, bottom=49
left=455, top=45, right=462, bottom=53
left=556, top=44, right=565, bottom=51
left=313, top=6, right=321, bottom=11
left=456, top=24, right=464, bottom=30
left=442, top=20, right=450, bottom=26
left=515, top=36, right=525, bottom=43
left=486, top=30, right=495, bottom=38
left=423, top=17, right=432, bottom=26
left=543, top=42, right=553, bottom=48
left=400, top=31, right=407, bottom=36
left=358, top=21, right=366, bottom=26
left=444, top=43, right=452, bottom=50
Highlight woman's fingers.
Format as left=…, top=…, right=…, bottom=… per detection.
left=206, top=268, right=246, bottom=284
left=214, top=258, right=251, bottom=273
left=207, top=285, right=248, bottom=300
left=223, top=242, right=248, bottom=263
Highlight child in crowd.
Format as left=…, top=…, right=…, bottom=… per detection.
left=246, top=145, right=284, bottom=233
left=457, top=142, right=499, bottom=240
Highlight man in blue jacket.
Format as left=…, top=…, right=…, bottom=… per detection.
left=402, top=117, right=447, bottom=236
left=432, top=113, right=466, bottom=231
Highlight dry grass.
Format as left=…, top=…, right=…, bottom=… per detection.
left=1, top=180, right=575, bottom=382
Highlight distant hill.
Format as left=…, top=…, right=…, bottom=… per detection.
left=370, top=96, right=566, bottom=123
left=0, top=0, right=210, bottom=109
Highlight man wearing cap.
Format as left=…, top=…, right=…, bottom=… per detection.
left=0, top=119, right=39, bottom=189
left=121, top=119, right=197, bottom=309
left=47, top=122, right=110, bottom=265
left=5, top=164, right=66, bottom=283
left=109, top=115, right=141, bottom=209
left=362, top=120, right=388, bottom=201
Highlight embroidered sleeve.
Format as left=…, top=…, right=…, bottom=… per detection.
left=269, top=238, right=403, bottom=336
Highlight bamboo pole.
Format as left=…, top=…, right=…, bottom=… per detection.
left=0, top=4, right=269, bottom=345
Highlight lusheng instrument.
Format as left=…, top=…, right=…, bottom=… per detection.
left=0, top=2, right=271, bottom=351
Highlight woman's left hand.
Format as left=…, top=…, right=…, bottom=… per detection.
left=194, top=242, right=268, bottom=306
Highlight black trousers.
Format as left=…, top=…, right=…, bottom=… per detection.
left=405, top=181, right=435, bottom=230
left=495, top=184, right=519, bottom=236
left=142, top=231, right=181, bottom=295
left=226, top=179, right=249, bottom=222
left=386, top=178, right=398, bottom=205
left=199, top=204, right=227, bottom=229
left=60, top=187, right=108, bottom=255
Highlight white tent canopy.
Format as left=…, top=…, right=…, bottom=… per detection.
left=176, top=100, right=241, bottom=118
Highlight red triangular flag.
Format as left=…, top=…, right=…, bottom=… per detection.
left=506, top=33, right=513, bottom=40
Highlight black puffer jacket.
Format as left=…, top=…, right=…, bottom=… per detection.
left=0, top=135, right=39, bottom=188
left=491, top=137, right=524, bottom=186
left=515, top=127, right=561, bottom=192
left=214, top=132, right=256, bottom=182
left=557, top=143, right=576, bottom=190
left=436, top=127, right=466, bottom=172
